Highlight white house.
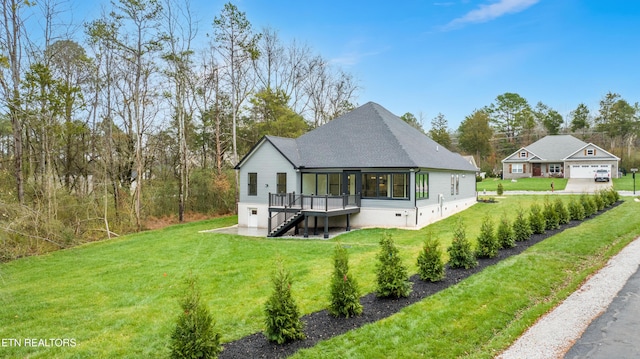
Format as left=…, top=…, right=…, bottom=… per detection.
left=235, top=102, right=478, bottom=237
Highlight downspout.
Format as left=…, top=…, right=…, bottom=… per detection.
left=414, top=173, right=418, bottom=226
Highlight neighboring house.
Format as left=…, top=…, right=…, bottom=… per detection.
left=502, top=135, right=619, bottom=180
left=460, top=155, right=481, bottom=177
left=235, top=101, right=478, bottom=238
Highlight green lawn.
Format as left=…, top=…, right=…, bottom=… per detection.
left=1, top=196, right=638, bottom=358
left=613, top=174, right=640, bottom=191
left=476, top=177, right=567, bottom=192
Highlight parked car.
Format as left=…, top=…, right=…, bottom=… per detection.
left=594, top=169, right=610, bottom=182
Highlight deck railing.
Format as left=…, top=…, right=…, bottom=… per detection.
left=269, top=192, right=360, bottom=211
left=268, top=192, right=361, bottom=235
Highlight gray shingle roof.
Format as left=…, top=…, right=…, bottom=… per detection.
left=516, top=135, right=587, bottom=161
left=262, top=102, right=476, bottom=171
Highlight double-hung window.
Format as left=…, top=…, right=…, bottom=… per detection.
left=512, top=164, right=523, bottom=173
left=248, top=173, right=257, bottom=196
left=416, top=172, right=429, bottom=199
left=276, top=173, right=287, bottom=194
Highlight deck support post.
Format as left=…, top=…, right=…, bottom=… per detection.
left=304, top=215, right=309, bottom=238
left=324, top=216, right=329, bottom=239
left=346, top=213, right=351, bottom=231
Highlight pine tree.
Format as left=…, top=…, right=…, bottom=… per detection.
left=328, top=244, right=363, bottom=317
left=264, top=260, right=305, bottom=344
left=512, top=208, right=533, bottom=241
left=416, top=233, right=445, bottom=282
left=169, top=276, right=222, bottom=359
left=529, top=203, right=546, bottom=234
left=497, top=217, right=516, bottom=248
left=476, top=217, right=499, bottom=258
left=375, top=233, right=412, bottom=298
left=447, top=220, right=477, bottom=269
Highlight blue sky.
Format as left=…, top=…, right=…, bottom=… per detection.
left=70, top=0, right=640, bottom=129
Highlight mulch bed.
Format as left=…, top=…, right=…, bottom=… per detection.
left=220, top=203, right=619, bottom=359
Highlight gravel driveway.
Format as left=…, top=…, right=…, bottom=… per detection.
left=497, top=236, right=640, bottom=358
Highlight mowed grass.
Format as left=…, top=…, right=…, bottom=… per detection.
left=1, top=196, right=638, bottom=358
left=613, top=174, right=639, bottom=191
left=476, top=177, right=567, bottom=192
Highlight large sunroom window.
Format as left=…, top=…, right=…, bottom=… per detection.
left=362, top=172, right=409, bottom=199
left=302, top=173, right=342, bottom=195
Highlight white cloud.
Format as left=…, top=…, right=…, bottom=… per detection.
left=443, top=0, right=540, bottom=30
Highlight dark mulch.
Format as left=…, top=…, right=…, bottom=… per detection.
left=220, top=204, right=619, bottom=359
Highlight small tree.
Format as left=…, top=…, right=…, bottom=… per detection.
left=264, top=260, right=305, bottom=344
left=542, top=199, right=559, bottom=230
left=328, top=244, right=363, bottom=317
left=529, top=203, right=546, bottom=234
left=476, top=217, right=499, bottom=258
left=447, top=220, right=477, bottom=269
left=497, top=183, right=504, bottom=195
left=497, top=217, right=516, bottom=248
left=512, top=208, right=533, bottom=241
left=554, top=198, right=570, bottom=225
left=568, top=197, right=585, bottom=221
left=416, top=233, right=445, bottom=282
left=375, top=233, right=412, bottom=298
left=169, top=276, right=222, bottom=359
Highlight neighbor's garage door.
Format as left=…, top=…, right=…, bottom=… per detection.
left=570, top=164, right=610, bottom=178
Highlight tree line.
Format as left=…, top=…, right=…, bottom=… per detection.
left=410, top=91, right=640, bottom=175
left=2, top=0, right=638, bottom=261
left=0, top=0, right=358, bottom=260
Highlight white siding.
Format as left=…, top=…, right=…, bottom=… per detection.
left=237, top=140, right=298, bottom=228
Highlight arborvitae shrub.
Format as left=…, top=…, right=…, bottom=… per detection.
left=447, top=220, right=477, bottom=269
left=529, top=203, right=546, bottom=234
left=580, top=194, right=596, bottom=217
left=605, top=188, right=620, bottom=206
left=328, top=244, right=363, bottom=318
left=476, top=217, right=499, bottom=258
left=542, top=199, right=560, bottom=230
left=601, top=189, right=614, bottom=207
left=512, top=208, right=532, bottom=241
left=593, top=191, right=605, bottom=211
left=497, top=183, right=504, bottom=195
left=497, top=217, right=516, bottom=248
left=555, top=198, right=570, bottom=225
left=416, top=233, right=445, bottom=282
left=264, top=260, right=305, bottom=344
left=609, top=188, right=620, bottom=203
left=568, top=197, right=585, bottom=221
left=375, top=233, right=412, bottom=298
left=169, top=276, right=222, bottom=359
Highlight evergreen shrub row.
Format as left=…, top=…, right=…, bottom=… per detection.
left=168, top=189, right=621, bottom=356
